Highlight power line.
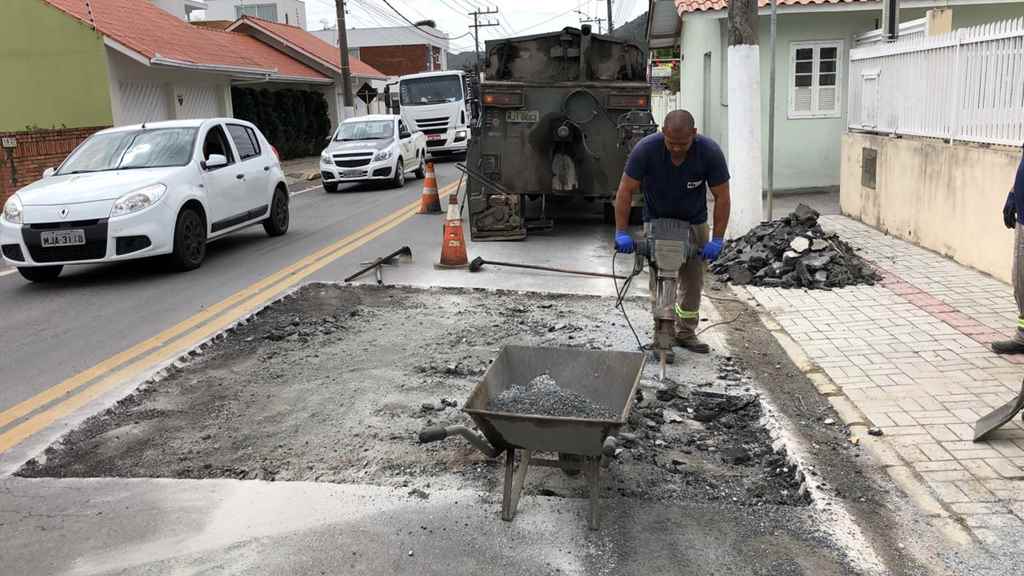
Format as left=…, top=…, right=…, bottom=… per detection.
left=469, top=7, right=500, bottom=72
left=511, top=7, right=580, bottom=35
left=378, top=0, right=472, bottom=39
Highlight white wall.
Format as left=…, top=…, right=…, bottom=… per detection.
left=204, top=0, right=306, bottom=28
left=149, top=0, right=186, bottom=20
left=105, top=48, right=231, bottom=125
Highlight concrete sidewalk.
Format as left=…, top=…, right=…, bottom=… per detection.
left=742, top=215, right=1024, bottom=547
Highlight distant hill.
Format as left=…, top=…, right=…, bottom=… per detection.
left=612, top=11, right=648, bottom=50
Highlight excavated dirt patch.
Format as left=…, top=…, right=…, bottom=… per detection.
left=19, top=284, right=806, bottom=507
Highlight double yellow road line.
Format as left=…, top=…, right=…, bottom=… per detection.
left=0, top=182, right=456, bottom=454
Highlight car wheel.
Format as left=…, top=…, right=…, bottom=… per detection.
left=323, top=182, right=338, bottom=193
left=414, top=154, right=426, bottom=179
left=263, top=189, right=290, bottom=237
left=391, top=158, right=406, bottom=188
left=170, top=207, right=206, bottom=271
left=18, top=265, right=63, bottom=283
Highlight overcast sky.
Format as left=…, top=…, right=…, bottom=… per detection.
left=302, top=0, right=647, bottom=53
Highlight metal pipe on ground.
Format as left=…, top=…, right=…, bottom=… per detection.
left=468, top=257, right=626, bottom=280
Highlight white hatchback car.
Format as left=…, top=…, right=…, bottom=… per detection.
left=1, top=119, right=289, bottom=282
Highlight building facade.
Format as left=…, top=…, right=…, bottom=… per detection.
left=204, top=0, right=306, bottom=28
left=312, top=25, right=450, bottom=76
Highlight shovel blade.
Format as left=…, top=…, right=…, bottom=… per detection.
left=973, top=379, right=1024, bottom=442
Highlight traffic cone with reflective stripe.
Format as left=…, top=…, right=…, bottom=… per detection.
left=417, top=162, right=441, bottom=214
left=436, top=190, right=468, bottom=268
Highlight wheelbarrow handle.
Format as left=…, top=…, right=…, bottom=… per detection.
left=418, top=426, right=449, bottom=443
left=418, top=425, right=500, bottom=459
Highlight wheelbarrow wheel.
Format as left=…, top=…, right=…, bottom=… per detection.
left=558, top=453, right=582, bottom=477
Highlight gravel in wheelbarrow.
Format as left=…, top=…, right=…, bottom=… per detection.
left=488, top=374, right=618, bottom=420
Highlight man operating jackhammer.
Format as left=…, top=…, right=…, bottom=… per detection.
left=992, top=146, right=1024, bottom=354
left=613, top=109, right=731, bottom=363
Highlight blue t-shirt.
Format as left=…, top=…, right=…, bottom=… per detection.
left=1013, top=147, right=1024, bottom=224
left=624, top=133, right=730, bottom=225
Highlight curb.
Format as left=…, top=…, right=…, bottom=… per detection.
left=734, top=286, right=977, bottom=547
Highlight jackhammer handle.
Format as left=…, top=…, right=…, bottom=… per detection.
left=418, top=426, right=449, bottom=443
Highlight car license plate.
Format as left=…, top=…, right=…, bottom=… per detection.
left=41, top=229, right=86, bottom=247
left=427, top=133, right=445, bottom=141
left=341, top=170, right=365, bottom=178
left=506, top=110, right=539, bottom=123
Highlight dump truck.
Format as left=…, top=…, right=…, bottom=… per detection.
left=465, top=25, right=656, bottom=241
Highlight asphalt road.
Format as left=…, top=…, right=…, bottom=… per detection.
left=0, top=160, right=462, bottom=414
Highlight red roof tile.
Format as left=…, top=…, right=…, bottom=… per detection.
left=231, top=16, right=387, bottom=79
left=41, top=0, right=328, bottom=81
left=675, top=0, right=874, bottom=14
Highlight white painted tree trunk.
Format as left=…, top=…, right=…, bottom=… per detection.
left=727, top=44, right=764, bottom=238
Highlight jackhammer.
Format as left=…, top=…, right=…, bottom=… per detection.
left=616, top=218, right=700, bottom=380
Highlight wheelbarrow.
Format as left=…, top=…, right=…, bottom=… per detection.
left=418, top=345, right=645, bottom=530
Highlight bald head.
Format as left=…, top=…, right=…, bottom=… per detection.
left=663, top=110, right=696, bottom=132
left=662, top=109, right=698, bottom=160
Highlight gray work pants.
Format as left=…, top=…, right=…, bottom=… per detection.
left=647, top=223, right=710, bottom=339
left=1014, top=223, right=1024, bottom=341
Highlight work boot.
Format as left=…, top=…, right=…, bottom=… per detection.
left=675, top=334, right=710, bottom=354
left=992, top=339, right=1024, bottom=355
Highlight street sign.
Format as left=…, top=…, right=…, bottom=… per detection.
left=357, top=83, right=378, bottom=106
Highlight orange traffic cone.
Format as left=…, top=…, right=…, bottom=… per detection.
left=436, top=190, right=468, bottom=268
left=417, top=162, right=441, bottom=214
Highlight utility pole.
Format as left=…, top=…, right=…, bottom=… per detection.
left=335, top=0, right=355, bottom=121
left=766, top=0, right=777, bottom=222
left=606, top=0, right=614, bottom=34
left=579, top=16, right=605, bottom=34
left=469, top=7, right=500, bottom=76
left=726, top=0, right=762, bottom=236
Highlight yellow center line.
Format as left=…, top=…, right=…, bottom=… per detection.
left=0, top=183, right=456, bottom=445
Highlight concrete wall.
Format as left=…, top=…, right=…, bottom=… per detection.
left=0, top=1, right=113, bottom=132
left=840, top=132, right=1020, bottom=282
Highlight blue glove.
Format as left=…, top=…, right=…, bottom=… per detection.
left=702, top=237, right=725, bottom=261
left=614, top=230, right=634, bottom=253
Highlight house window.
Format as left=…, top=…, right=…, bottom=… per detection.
left=235, top=3, right=279, bottom=22
left=789, top=41, right=843, bottom=119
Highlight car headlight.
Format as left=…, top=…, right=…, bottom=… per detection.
left=374, top=149, right=393, bottom=162
left=321, top=150, right=331, bottom=163
left=2, top=195, right=22, bottom=225
left=456, top=130, right=467, bottom=139
left=110, top=184, right=166, bottom=218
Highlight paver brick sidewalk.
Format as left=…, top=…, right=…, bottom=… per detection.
left=742, top=215, right=1024, bottom=545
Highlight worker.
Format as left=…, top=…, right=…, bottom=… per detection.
left=993, top=147, right=1024, bottom=354
left=613, top=109, right=731, bottom=358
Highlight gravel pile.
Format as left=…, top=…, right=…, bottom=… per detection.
left=489, top=373, right=617, bottom=420
left=710, top=204, right=881, bottom=289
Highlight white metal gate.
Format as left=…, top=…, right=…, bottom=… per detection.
left=176, top=85, right=221, bottom=119
left=651, top=93, right=681, bottom=129
left=118, top=81, right=170, bottom=125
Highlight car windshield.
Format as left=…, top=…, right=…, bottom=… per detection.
left=400, top=75, right=463, bottom=106
left=57, top=128, right=197, bottom=175
left=335, top=120, right=394, bottom=141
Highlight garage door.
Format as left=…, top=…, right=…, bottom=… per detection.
left=118, top=81, right=171, bottom=125
left=176, top=85, right=222, bottom=119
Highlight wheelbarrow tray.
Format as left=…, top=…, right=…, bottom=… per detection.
left=463, top=345, right=645, bottom=456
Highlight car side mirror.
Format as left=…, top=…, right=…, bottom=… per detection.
left=203, top=154, right=228, bottom=170
left=41, top=167, right=56, bottom=178
left=400, top=131, right=411, bottom=139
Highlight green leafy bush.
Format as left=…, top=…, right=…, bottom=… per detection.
left=231, top=87, right=330, bottom=160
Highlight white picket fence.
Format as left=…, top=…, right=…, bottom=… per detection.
left=848, top=17, right=1024, bottom=146
left=651, top=92, right=681, bottom=128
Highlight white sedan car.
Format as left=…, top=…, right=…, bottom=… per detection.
left=1, top=118, right=289, bottom=282
left=319, top=114, right=426, bottom=192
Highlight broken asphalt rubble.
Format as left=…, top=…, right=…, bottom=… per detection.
left=710, top=204, right=881, bottom=289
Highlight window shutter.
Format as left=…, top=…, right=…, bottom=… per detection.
left=818, top=86, right=837, bottom=113
left=794, top=87, right=813, bottom=113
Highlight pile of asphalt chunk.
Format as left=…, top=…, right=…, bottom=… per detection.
left=489, top=373, right=618, bottom=420
left=710, top=204, right=881, bottom=289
